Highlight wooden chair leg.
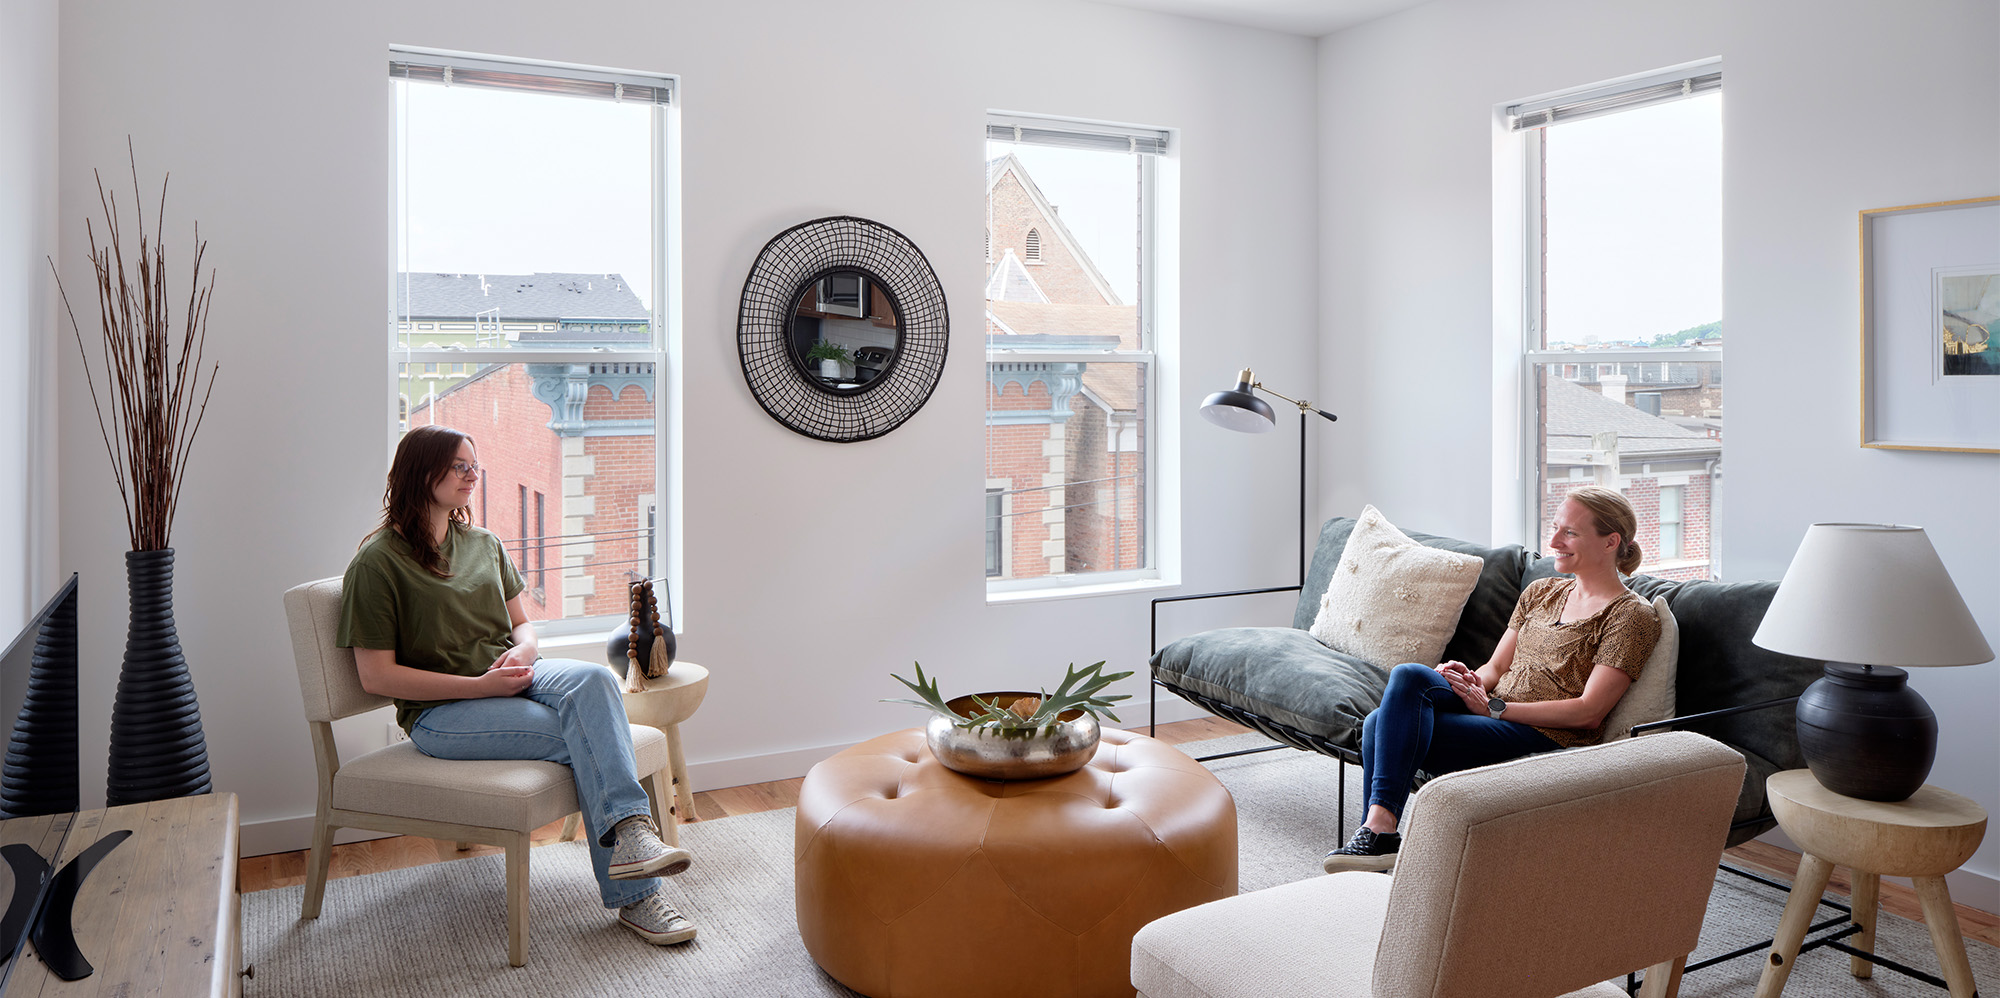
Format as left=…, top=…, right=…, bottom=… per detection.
left=505, top=831, right=530, bottom=968
left=301, top=816, right=336, bottom=919
left=1636, top=955, right=1686, bottom=998
left=558, top=814, right=582, bottom=842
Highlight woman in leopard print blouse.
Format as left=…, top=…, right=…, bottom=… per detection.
left=1322, top=485, right=1661, bottom=873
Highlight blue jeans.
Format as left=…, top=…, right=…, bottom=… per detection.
left=410, top=658, right=656, bottom=908
left=1360, top=663, right=1560, bottom=821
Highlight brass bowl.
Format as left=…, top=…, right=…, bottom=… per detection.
left=925, top=692, right=1100, bottom=780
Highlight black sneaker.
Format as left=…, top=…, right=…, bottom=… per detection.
left=1322, top=827, right=1400, bottom=874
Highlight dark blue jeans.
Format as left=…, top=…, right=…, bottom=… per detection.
left=1361, top=663, right=1560, bottom=820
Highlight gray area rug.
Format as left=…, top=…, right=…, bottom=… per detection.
left=243, top=734, right=1996, bottom=996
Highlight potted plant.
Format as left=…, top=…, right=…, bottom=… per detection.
left=805, top=340, right=851, bottom=379
left=885, top=662, right=1133, bottom=779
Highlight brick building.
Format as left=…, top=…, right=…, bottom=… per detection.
left=1541, top=375, right=1720, bottom=581
left=985, top=155, right=1144, bottom=580
left=403, top=273, right=655, bottom=621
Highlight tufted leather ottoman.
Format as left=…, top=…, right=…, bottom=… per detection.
left=795, top=727, right=1236, bottom=998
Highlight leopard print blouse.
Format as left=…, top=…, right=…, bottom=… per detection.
left=1492, top=577, right=1660, bottom=748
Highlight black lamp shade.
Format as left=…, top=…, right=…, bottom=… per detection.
left=1201, top=380, right=1276, bottom=433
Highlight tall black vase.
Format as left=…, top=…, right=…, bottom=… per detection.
left=106, top=549, right=211, bottom=806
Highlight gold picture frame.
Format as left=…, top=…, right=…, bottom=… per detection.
left=1859, top=194, right=2000, bottom=453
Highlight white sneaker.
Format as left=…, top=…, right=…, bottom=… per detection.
left=608, top=816, right=692, bottom=880
left=619, top=892, right=697, bottom=945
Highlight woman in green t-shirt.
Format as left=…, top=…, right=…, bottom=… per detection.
left=336, top=425, right=698, bottom=946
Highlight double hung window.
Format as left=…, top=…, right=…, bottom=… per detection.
left=1512, top=65, right=1723, bottom=581
left=984, top=113, right=1169, bottom=593
left=392, top=48, right=673, bottom=626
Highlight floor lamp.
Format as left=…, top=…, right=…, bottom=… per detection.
left=1200, top=368, right=1338, bottom=586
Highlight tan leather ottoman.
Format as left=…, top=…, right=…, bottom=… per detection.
left=796, top=727, right=1237, bottom=998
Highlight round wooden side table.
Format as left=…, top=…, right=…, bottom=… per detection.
left=623, top=661, right=709, bottom=845
left=1755, top=768, right=1988, bottom=998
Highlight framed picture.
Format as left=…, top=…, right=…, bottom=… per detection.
left=1860, top=195, right=2000, bottom=453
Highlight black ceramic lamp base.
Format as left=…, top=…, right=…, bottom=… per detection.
left=1794, top=662, right=1937, bottom=802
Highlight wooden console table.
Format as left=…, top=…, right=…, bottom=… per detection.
left=6, top=793, right=241, bottom=997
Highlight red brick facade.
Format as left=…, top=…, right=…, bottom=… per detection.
left=410, top=363, right=656, bottom=622
left=1543, top=473, right=1715, bottom=583
left=985, top=153, right=1147, bottom=582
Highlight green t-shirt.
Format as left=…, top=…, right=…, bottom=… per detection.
left=336, top=523, right=526, bottom=732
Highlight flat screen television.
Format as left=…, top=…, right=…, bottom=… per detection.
left=0, top=575, right=79, bottom=987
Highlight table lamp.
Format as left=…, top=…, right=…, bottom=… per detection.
left=1200, top=369, right=1337, bottom=585
left=1751, top=523, right=1993, bottom=802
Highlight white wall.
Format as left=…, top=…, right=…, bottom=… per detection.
left=54, top=0, right=1318, bottom=853
left=0, top=0, right=61, bottom=632
left=1319, top=0, right=2000, bottom=907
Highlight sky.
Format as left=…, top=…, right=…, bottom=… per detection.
left=987, top=140, right=1141, bottom=304
left=1543, top=93, right=1723, bottom=347
left=396, top=81, right=656, bottom=311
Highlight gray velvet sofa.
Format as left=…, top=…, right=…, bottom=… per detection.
left=1149, top=516, right=1826, bottom=844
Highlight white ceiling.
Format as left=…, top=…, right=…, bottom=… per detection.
left=1079, top=0, right=1433, bottom=37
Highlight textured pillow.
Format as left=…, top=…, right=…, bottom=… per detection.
left=1308, top=506, right=1484, bottom=668
left=1600, top=596, right=1679, bottom=742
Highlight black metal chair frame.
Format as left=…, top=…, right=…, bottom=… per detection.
left=1148, top=589, right=1953, bottom=995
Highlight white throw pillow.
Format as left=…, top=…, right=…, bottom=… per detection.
left=1308, top=505, right=1484, bottom=669
left=1599, top=596, right=1679, bottom=742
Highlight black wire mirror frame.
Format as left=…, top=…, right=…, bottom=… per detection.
left=737, top=216, right=950, bottom=442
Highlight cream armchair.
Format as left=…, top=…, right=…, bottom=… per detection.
left=283, top=577, right=671, bottom=967
left=1132, top=730, right=1745, bottom=998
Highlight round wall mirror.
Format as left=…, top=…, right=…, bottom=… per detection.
left=787, top=269, right=902, bottom=393
left=738, top=216, right=949, bottom=442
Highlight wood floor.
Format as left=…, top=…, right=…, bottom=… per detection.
left=240, top=716, right=1999, bottom=950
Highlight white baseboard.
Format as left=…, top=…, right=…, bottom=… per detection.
left=1755, top=825, right=1999, bottom=916
left=241, top=694, right=1216, bottom=857
left=241, top=818, right=396, bottom=859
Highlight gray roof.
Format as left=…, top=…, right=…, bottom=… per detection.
left=1545, top=376, right=1720, bottom=459
left=397, top=272, right=648, bottom=321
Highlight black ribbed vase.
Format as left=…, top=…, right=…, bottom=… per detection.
left=106, top=549, right=211, bottom=806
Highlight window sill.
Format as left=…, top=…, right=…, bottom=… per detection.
left=986, top=576, right=1180, bottom=606
left=538, top=629, right=615, bottom=664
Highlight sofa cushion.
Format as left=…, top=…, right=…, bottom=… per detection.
left=1599, top=596, right=1678, bottom=742
left=1307, top=506, right=1485, bottom=669
left=1152, top=627, right=1387, bottom=751
left=1295, top=517, right=1534, bottom=668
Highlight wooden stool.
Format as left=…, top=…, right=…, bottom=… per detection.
left=557, top=661, right=709, bottom=846
left=1755, top=769, right=1988, bottom=998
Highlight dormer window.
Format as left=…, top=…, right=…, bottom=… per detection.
left=1025, top=228, right=1042, bottom=263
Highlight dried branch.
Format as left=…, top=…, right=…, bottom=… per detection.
left=49, top=141, right=219, bottom=552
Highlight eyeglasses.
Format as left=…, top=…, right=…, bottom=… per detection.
left=448, top=461, right=482, bottom=479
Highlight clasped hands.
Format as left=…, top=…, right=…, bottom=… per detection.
left=478, top=644, right=538, bottom=697
left=1434, top=660, right=1493, bottom=717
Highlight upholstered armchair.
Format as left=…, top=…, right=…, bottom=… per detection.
left=283, top=577, right=672, bottom=967
left=1131, top=730, right=1745, bottom=998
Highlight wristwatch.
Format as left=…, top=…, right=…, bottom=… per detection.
left=1486, top=695, right=1507, bottom=718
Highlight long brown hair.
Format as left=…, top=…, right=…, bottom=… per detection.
left=1564, top=485, right=1643, bottom=575
left=379, top=424, right=473, bottom=578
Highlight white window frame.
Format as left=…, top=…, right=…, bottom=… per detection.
left=1510, top=62, right=1724, bottom=552
left=984, top=111, right=1176, bottom=600
left=387, top=46, right=678, bottom=636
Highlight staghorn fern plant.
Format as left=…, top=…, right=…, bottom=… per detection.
left=886, top=661, right=1133, bottom=731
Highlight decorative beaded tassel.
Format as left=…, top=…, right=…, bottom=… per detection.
left=623, top=581, right=649, bottom=694
left=646, top=585, right=671, bottom=679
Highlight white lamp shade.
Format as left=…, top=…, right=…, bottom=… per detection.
left=1752, top=523, right=1993, bottom=667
